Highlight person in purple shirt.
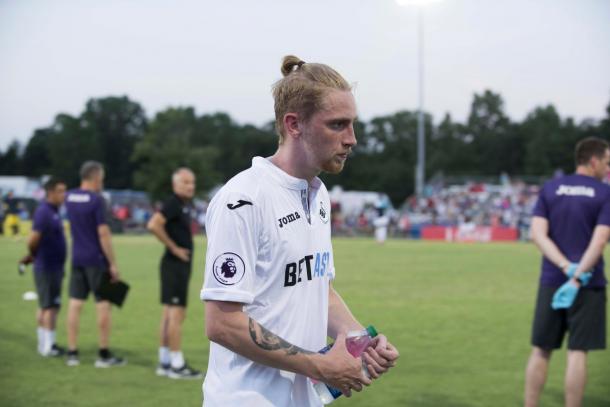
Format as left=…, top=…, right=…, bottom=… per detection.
left=64, top=161, right=125, bottom=368
left=525, top=137, right=610, bottom=407
left=19, top=178, right=67, bottom=357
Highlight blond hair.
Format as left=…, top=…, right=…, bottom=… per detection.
left=272, top=55, right=351, bottom=143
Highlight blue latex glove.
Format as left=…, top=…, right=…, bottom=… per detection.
left=578, top=271, right=593, bottom=286
left=565, top=263, right=593, bottom=286
left=566, top=263, right=593, bottom=287
left=565, top=263, right=579, bottom=278
left=551, top=280, right=580, bottom=310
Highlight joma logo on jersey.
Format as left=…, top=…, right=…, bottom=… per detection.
left=556, top=185, right=595, bottom=198
left=284, top=251, right=330, bottom=287
left=278, top=211, right=301, bottom=228
left=67, top=193, right=91, bottom=203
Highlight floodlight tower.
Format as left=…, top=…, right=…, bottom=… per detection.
left=396, top=0, right=442, bottom=197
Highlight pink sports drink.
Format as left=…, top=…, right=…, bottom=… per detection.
left=312, top=325, right=378, bottom=404
left=346, top=329, right=375, bottom=358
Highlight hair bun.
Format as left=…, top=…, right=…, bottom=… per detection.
left=281, top=55, right=306, bottom=77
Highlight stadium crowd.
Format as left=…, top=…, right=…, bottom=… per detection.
left=399, top=179, right=539, bottom=240
left=329, top=178, right=541, bottom=240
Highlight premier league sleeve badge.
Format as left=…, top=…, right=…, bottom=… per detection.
left=212, top=253, right=246, bottom=286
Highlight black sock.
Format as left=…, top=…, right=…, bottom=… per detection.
left=99, top=348, right=110, bottom=359
left=68, top=349, right=78, bottom=356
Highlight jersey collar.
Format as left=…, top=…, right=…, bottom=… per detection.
left=43, top=200, right=60, bottom=212
left=252, top=157, right=322, bottom=191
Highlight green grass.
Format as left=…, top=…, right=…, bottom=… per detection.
left=0, top=235, right=608, bottom=406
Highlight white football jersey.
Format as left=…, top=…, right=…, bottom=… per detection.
left=201, top=157, right=335, bottom=407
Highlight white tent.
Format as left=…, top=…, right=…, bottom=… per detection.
left=0, top=176, right=45, bottom=200
left=329, top=186, right=392, bottom=216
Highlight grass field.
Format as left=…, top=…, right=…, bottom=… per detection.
left=1, top=235, right=608, bottom=407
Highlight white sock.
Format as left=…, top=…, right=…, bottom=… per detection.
left=159, top=346, right=170, bottom=365
left=170, top=351, right=184, bottom=369
left=42, top=329, right=53, bottom=354
left=37, top=327, right=44, bottom=354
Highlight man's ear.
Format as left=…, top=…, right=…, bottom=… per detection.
left=283, top=112, right=301, bottom=140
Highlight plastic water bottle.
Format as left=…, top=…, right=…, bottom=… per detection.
left=312, top=325, right=378, bottom=404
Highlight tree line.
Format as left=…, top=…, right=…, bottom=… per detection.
left=1, top=92, right=609, bottom=204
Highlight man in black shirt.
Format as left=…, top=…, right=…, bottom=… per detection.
left=147, top=168, right=202, bottom=379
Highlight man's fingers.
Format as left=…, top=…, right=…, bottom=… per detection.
left=360, top=371, right=372, bottom=386
left=365, top=347, right=386, bottom=363
left=373, top=334, right=388, bottom=352
left=377, top=343, right=400, bottom=361
left=366, top=362, right=381, bottom=379
left=177, top=250, right=190, bottom=261
left=363, top=351, right=388, bottom=374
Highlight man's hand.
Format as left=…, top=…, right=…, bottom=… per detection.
left=362, top=334, right=399, bottom=379
left=19, top=254, right=34, bottom=266
left=551, top=280, right=580, bottom=310
left=18, top=254, right=34, bottom=275
left=576, top=271, right=593, bottom=286
left=316, top=333, right=372, bottom=397
left=109, top=264, right=120, bottom=283
left=171, top=246, right=191, bottom=262
left=564, top=263, right=593, bottom=286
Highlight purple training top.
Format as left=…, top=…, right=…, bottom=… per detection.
left=32, top=201, right=66, bottom=273
left=65, top=188, right=108, bottom=268
left=533, top=173, right=610, bottom=287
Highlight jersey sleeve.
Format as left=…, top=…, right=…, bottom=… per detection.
left=532, top=184, right=549, bottom=219
left=201, top=190, right=260, bottom=304
left=160, top=197, right=180, bottom=221
left=32, top=206, right=48, bottom=233
left=94, top=196, right=107, bottom=226
left=596, top=188, right=610, bottom=226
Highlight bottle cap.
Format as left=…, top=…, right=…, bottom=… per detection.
left=366, top=325, right=378, bottom=338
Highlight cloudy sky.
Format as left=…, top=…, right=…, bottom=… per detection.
left=1, top=0, right=609, bottom=149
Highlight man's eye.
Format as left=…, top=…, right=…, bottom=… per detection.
left=329, top=122, right=346, bottom=130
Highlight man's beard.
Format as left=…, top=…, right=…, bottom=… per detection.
left=321, top=156, right=345, bottom=174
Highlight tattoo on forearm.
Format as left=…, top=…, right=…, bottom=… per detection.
left=248, top=318, right=314, bottom=356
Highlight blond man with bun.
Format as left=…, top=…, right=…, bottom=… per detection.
left=201, top=55, right=399, bottom=407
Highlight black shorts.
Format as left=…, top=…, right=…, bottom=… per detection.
left=33, top=269, right=64, bottom=309
left=69, top=266, right=108, bottom=302
left=160, top=255, right=192, bottom=307
left=531, top=285, right=607, bottom=351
